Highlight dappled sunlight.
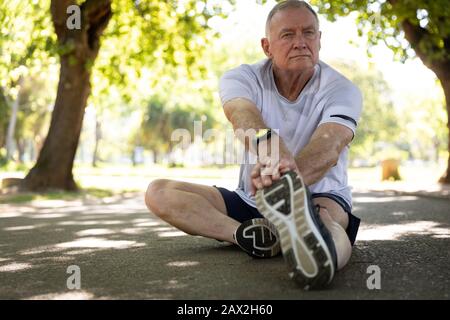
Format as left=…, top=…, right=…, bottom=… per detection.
left=74, top=214, right=122, bottom=220
left=119, top=227, right=148, bottom=235
left=29, top=213, right=69, bottom=219
left=0, top=262, right=33, bottom=272
left=31, top=256, right=75, bottom=263
left=358, top=221, right=450, bottom=241
left=158, top=231, right=188, bottom=238
left=26, top=290, right=95, bottom=300
left=49, top=206, right=90, bottom=213
left=30, top=200, right=83, bottom=208
left=75, top=228, right=116, bottom=237
left=132, top=218, right=153, bottom=223
left=165, top=279, right=188, bottom=290
left=56, top=237, right=146, bottom=249
left=0, top=206, right=36, bottom=214
left=391, top=211, right=409, bottom=216
left=353, top=195, right=419, bottom=203
left=167, top=261, right=200, bottom=267
left=64, top=249, right=97, bottom=255
left=151, top=227, right=176, bottom=232
left=0, top=188, right=448, bottom=299
left=4, top=225, right=39, bottom=231
left=57, top=220, right=124, bottom=226
left=135, top=221, right=162, bottom=227
left=0, top=212, right=23, bottom=218
left=84, top=208, right=138, bottom=215
left=19, top=246, right=65, bottom=256
left=32, top=208, right=69, bottom=214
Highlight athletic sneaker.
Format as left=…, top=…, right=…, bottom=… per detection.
left=255, top=170, right=338, bottom=290
left=233, top=218, right=281, bottom=258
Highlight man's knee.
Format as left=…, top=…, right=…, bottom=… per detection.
left=317, top=207, right=333, bottom=225
left=314, top=198, right=348, bottom=229
left=145, top=179, right=172, bottom=217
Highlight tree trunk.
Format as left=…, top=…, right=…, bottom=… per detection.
left=23, top=57, right=91, bottom=190
left=438, top=77, right=450, bottom=183
left=92, top=117, right=101, bottom=167
left=5, top=76, right=23, bottom=161
left=22, top=0, right=112, bottom=191
left=152, top=149, right=159, bottom=164
left=16, top=138, right=25, bottom=163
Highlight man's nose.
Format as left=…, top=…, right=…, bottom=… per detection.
left=293, top=35, right=307, bottom=49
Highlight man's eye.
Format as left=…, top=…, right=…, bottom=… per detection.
left=305, top=30, right=317, bottom=37
left=282, top=33, right=293, bottom=38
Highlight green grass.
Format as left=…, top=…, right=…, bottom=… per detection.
left=73, top=163, right=241, bottom=179
left=0, top=161, right=31, bottom=173
left=1, top=162, right=446, bottom=204
left=0, top=188, right=117, bottom=204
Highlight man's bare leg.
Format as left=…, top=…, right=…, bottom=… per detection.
left=313, top=197, right=352, bottom=270
left=145, top=179, right=240, bottom=243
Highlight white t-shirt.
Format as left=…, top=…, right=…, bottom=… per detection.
left=219, top=59, right=362, bottom=209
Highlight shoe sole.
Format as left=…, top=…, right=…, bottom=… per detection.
left=235, top=218, right=281, bottom=258
left=255, top=171, right=335, bottom=290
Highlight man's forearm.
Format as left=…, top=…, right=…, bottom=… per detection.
left=294, top=123, right=353, bottom=186
left=225, top=98, right=280, bottom=153
left=294, top=137, right=340, bottom=186
left=231, top=111, right=290, bottom=158
left=230, top=110, right=266, bottom=141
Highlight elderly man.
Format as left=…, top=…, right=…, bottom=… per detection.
left=145, top=0, right=362, bottom=290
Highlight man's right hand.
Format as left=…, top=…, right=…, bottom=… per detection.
left=250, top=156, right=299, bottom=196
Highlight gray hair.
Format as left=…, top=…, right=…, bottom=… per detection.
left=265, top=0, right=319, bottom=36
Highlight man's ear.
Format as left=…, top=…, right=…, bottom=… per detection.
left=261, top=38, right=272, bottom=58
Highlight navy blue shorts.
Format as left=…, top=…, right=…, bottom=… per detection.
left=215, top=187, right=360, bottom=246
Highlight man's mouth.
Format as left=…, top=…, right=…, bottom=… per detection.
left=290, top=55, right=310, bottom=59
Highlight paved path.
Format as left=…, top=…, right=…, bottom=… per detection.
left=0, top=190, right=449, bottom=299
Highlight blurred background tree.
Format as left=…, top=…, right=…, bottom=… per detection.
left=309, top=0, right=450, bottom=181
left=332, top=62, right=402, bottom=165
left=0, top=0, right=55, bottom=165
left=7, top=0, right=236, bottom=191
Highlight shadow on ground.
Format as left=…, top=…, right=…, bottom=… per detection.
left=0, top=191, right=448, bottom=299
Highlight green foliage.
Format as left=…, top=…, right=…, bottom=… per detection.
left=331, top=60, right=447, bottom=164
left=310, top=0, right=450, bottom=63
left=134, top=96, right=215, bottom=157
left=1, top=0, right=238, bottom=166
left=330, top=61, right=401, bottom=163
left=398, top=94, right=447, bottom=161
left=304, top=0, right=449, bottom=168
left=91, top=0, right=233, bottom=107
left=129, top=37, right=268, bottom=161
left=14, top=76, right=53, bottom=147
left=0, top=0, right=56, bottom=162
left=0, top=0, right=56, bottom=89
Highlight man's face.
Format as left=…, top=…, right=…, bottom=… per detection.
left=262, top=7, right=321, bottom=72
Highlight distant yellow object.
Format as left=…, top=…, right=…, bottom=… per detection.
left=381, top=159, right=401, bottom=181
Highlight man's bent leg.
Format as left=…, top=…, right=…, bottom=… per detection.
left=145, top=179, right=240, bottom=243
left=313, top=197, right=352, bottom=270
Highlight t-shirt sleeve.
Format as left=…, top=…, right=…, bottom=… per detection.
left=318, top=82, right=363, bottom=137
left=219, top=65, right=258, bottom=107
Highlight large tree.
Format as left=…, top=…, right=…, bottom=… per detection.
left=23, top=0, right=112, bottom=190
left=21, top=0, right=232, bottom=190
left=309, top=0, right=450, bottom=183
